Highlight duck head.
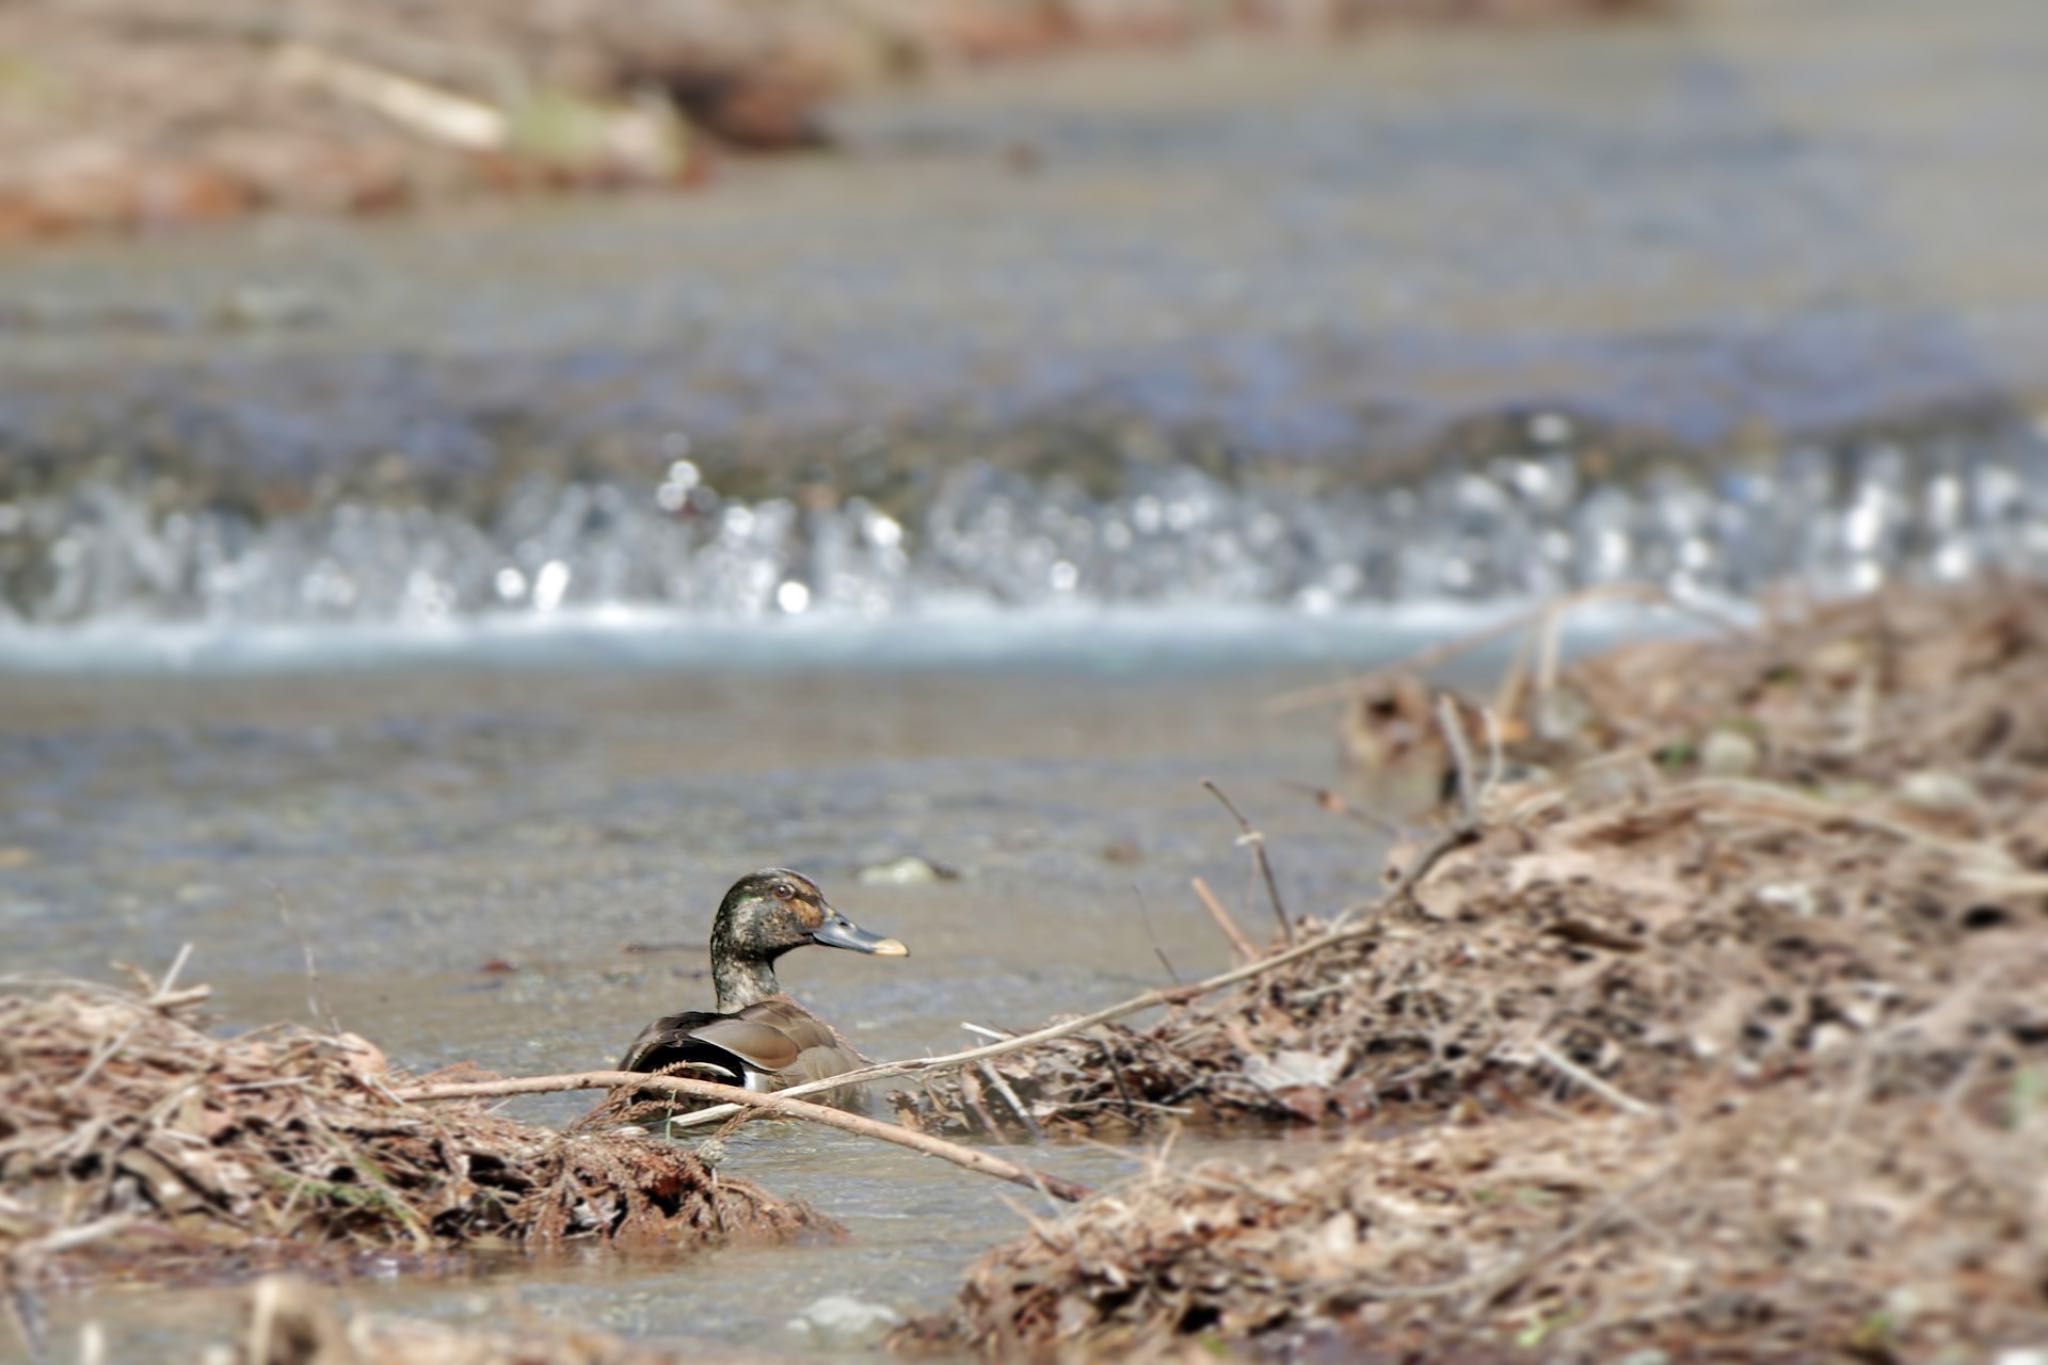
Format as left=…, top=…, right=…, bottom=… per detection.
left=709, top=868, right=907, bottom=1010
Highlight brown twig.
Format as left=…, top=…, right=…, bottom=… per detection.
left=1130, top=886, right=1182, bottom=984
left=1330, top=813, right=1482, bottom=932
left=1201, top=778, right=1293, bottom=944
left=1190, top=876, right=1260, bottom=961
left=394, top=1070, right=1093, bottom=1203
left=662, top=819, right=1486, bottom=1133
left=979, top=1062, right=1045, bottom=1142
left=1436, top=695, right=1482, bottom=826
left=1096, top=1038, right=1138, bottom=1125
left=958, top=1066, right=1004, bottom=1137
left=1527, top=1041, right=1663, bottom=1120
left=1263, top=582, right=1750, bottom=716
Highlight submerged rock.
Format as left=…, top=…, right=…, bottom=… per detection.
left=786, top=1294, right=905, bottom=1347
left=855, top=855, right=959, bottom=886
left=1699, top=727, right=1760, bottom=777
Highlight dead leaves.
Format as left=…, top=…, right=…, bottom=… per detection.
left=916, top=1069, right=2048, bottom=1361
left=898, top=582, right=2048, bottom=1360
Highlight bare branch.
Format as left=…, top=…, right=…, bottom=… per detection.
left=1190, top=876, right=1259, bottom=961
left=1527, top=1041, right=1663, bottom=1120
left=394, top=1070, right=1092, bottom=1203
left=661, top=819, right=1485, bottom=1133
left=1201, top=778, right=1293, bottom=944
left=1436, top=694, right=1481, bottom=827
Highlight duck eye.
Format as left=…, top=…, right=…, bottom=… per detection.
left=772, top=882, right=794, bottom=900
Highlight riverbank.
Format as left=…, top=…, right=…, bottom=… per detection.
left=0, top=0, right=1663, bottom=242
left=893, top=578, right=2048, bottom=1357
left=0, top=967, right=831, bottom=1296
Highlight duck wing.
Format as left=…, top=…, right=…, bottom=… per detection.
left=616, top=997, right=871, bottom=1107
left=740, top=998, right=868, bottom=1085
left=617, top=1008, right=802, bottom=1078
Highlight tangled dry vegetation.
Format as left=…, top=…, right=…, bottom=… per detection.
left=911, top=1078, right=2047, bottom=1359
left=896, top=580, right=2048, bottom=1358
left=0, top=968, right=832, bottom=1309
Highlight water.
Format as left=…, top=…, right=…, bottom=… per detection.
left=6, top=0, right=2048, bottom=1354
left=40, top=1124, right=1355, bottom=1358
left=5, top=660, right=1402, bottom=1358
left=4, top=417, right=2046, bottom=662
left=5, top=0, right=2048, bottom=665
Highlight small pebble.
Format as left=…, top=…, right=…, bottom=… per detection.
left=1755, top=883, right=1819, bottom=917
left=1100, top=838, right=1143, bottom=864
left=786, top=1294, right=904, bottom=1345
left=1699, top=728, right=1759, bottom=777
left=1896, top=770, right=1978, bottom=816
left=856, top=855, right=957, bottom=886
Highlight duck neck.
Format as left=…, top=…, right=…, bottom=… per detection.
left=711, top=951, right=780, bottom=1013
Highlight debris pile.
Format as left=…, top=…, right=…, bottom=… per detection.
left=896, top=580, right=2048, bottom=1357
left=905, top=1075, right=2048, bottom=1358
left=893, top=581, right=2048, bottom=1136
left=0, top=973, right=834, bottom=1292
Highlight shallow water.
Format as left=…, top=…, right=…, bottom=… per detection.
left=2, top=649, right=1462, bottom=1357
left=40, top=1124, right=1355, bottom=1360
left=7, top=0, right=2048, bottom=1354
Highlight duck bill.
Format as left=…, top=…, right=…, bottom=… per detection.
left=813, top=912, right=909, bottom=956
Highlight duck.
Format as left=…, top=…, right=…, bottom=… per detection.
left=616, top=868, right=907, bottom=1109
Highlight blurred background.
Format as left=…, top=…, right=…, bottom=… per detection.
left=4, top=0, right=2047, bottom=650
left=3, top=0, right=2047, bottom=1351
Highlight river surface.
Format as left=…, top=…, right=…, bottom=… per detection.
left=4, top=0, right=2048, bottom=1356
left=5, top=648, right=1484, bottom=1359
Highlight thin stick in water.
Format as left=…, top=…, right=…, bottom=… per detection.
left=1190, top=876, right=1260, bottom=961
left=1201, top=778, right=1293, bottom=944
left=395, top=1069, right=1093, bottom=1203
left=662, top=820, right=1488, bottom=1133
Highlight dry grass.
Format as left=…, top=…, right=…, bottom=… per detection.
left=907, top=1078, right=2047, bottom=1359
left=894, top=580, right=2048, bottom=1135
left=0, top=971, right=834, bottom=1311
left=895, top=580, right=2048, bottom=1358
